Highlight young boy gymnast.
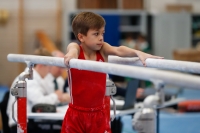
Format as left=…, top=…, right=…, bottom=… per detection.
left=61, top=11, right=163, bottom=133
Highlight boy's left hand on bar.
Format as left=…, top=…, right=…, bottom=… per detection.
left=135, top=50, right=164, bottom=67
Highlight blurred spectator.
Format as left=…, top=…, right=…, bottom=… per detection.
left=135, top=34, right=149, bottom=53
left=120, top=33, right=136, bottom=49
left=111, top=75, right=144, bottom=100
left=45, top=50, right=70, bottom=104
left=6, top=48, right=66, bottom=133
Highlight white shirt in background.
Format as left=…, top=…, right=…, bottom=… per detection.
left=7, top=68, right=60, bottom=127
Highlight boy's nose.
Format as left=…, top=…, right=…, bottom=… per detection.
left=99, top=35, right=103, bottom=41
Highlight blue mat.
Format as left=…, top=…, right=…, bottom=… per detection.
left=121, top=88, right=200, bottom=133
left=121, top=112, right=200, bottom=133
left=177, top=88, right=200, bottom=100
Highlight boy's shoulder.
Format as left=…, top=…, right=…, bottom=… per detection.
left=100, top=42, right=113, bottom=62
left=101, top=42, right=113, bottom=51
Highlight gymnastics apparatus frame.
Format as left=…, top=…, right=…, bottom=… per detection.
left=7, top=54, right=200, bottom=133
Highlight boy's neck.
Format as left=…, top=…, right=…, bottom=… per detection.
left=81, top=44, right=97, bottom=60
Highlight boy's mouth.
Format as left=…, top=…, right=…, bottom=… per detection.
left=97, top=43, right=103, bottom=46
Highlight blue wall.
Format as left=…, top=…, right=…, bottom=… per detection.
left=101, top=14, right=120, bottom=46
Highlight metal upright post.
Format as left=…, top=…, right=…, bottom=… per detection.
left=105, top=78, right=117, bottom=125
left=152, top=80, right=165, bottom=133
left=11, top=62, right=33, bottom=133
left=133, top=80, right=165, bottom=133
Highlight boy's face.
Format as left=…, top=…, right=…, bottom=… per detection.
left=78, top=27, right=105, bottom=50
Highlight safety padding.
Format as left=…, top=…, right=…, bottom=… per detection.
left=178, top=100, right=200, bottom=112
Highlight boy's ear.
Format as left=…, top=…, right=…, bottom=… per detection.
left=77, top=33, right=84, bottom=43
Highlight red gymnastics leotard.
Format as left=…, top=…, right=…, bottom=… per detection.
left=61, top=45, right=111, bottom=133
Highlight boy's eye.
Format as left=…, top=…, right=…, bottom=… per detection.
left=94, top=33, right=99, bottom=36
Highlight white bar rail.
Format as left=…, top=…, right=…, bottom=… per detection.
left=7, top=54, right=200, bottom=89
left=108, top=56, right=200, bottom=74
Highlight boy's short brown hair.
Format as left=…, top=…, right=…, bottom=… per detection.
left=72, top=12, right=106, bottom=41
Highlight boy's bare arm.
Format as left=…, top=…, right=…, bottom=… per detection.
left=64, top=42, right=80, bottom=66
left=102, top=42, right=138, bottom=57
left=102, top=42, right=163, bottom=66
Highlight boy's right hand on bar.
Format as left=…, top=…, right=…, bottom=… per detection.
left=64, top=43, right=80, bottom=69
left=64, top=54, right=74, bottom=68
left=64, top=51, right=79, bottom=69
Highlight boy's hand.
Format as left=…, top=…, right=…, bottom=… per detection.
left=64, top=43, right=80, bottom=69
left=135, top=50, right=164, bottom=67
left=64, top=53, right=78, bottom=69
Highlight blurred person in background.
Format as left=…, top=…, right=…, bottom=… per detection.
left=120, top=33, right=136, bottom=49
left=7, top=48, right=68, bottom=133
left=44, top=50, right=70, bottom=104
left=135, top=34, right=149, bottom=53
